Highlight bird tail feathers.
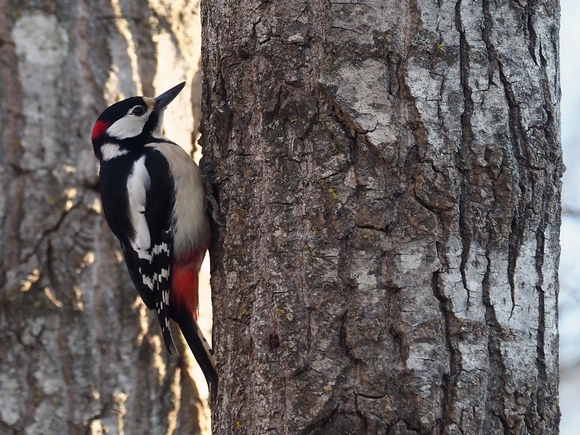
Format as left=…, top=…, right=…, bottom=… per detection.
left=179, top=317, right=218, bottom=397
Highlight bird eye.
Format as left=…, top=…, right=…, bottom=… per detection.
left=131, top=106, right=146, bottom=117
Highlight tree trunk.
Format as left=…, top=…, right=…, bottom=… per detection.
left=0, top=1, right=210, bottom=434
left=202, top=0, right=561, bottom=433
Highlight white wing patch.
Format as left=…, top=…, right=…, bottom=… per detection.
left=127, top=155, right=151, bottom=252
left=135, top=211, right=150, bottom=249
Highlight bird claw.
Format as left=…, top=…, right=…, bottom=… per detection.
left=206, top=193, right=224, bottom=226
left=200, top=161, right=224, bottom=226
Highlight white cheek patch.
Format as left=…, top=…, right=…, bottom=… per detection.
left=107, top=113, right=149, bottom=139
left=127, top=155, right=151, bottom=251
left=100, top=143, right=129, bottom=161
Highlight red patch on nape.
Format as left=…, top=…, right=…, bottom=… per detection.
left=91, top=120, right=110, bottom=140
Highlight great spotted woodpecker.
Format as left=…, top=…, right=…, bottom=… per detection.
left=91, top=82, right=217, bottom=395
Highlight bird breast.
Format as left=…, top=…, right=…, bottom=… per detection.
left=148, top=142, right=209, bottom=257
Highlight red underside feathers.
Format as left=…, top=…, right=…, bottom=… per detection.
left=171, top=249, right=206, bottom=320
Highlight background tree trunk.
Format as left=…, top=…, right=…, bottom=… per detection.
left=0, top=1, right=211, bottom=434
left=202, top=0, right=561, bottom=434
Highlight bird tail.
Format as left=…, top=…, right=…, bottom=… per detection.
left=178, top=316, right=218, bottom=397
left=159, top=313, right=177, bottom=356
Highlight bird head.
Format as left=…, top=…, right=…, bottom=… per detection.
left=91, top=82, right=185, bottom=161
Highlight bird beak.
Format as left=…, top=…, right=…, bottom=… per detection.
left=154, top=82, right=186, bottom=111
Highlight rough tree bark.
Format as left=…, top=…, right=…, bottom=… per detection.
left=203, top=0, right=561, bottom=434
left=0, top=1, right=211, bottom=434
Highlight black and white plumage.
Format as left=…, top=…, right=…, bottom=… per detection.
left=91, top=82, right=217, bottom=395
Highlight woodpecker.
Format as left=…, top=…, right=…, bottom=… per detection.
left=91, top=82, right=217, bottom=395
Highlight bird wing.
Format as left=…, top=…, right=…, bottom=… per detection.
left=121, top=148, right=177, bottom=354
